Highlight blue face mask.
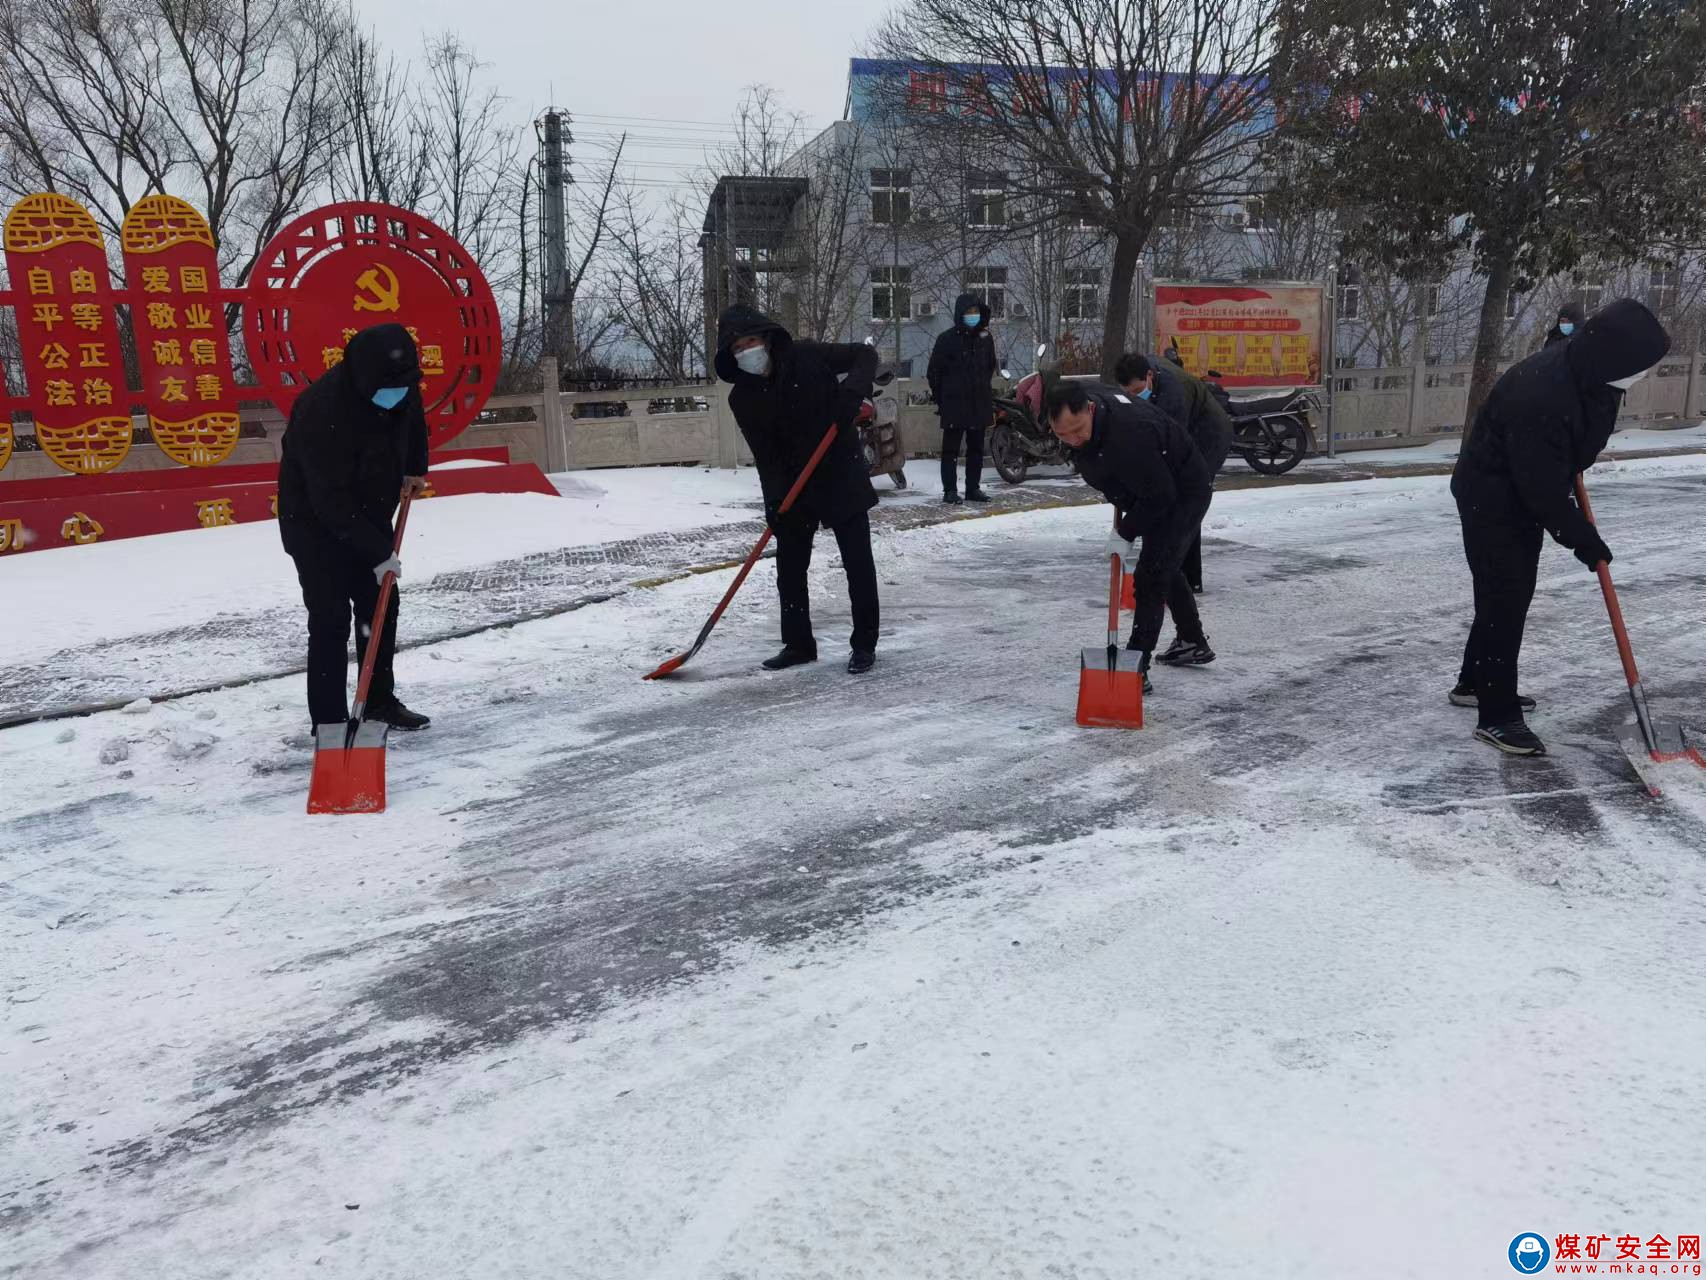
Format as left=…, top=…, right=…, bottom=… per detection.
left=1558, top=322, right=1575, bottom=336
left=964, top=313, right=981, bottom=328
left=372, top=386, right=410, bottom=410
left=1137, top=386, right=1153, bottom=401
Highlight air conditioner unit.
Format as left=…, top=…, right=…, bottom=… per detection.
left=914, top=301, right=936, bottom=319
left=1009, top=302, right=1029, bottom=319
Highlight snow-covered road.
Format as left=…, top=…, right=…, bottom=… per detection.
left=4, top=458, right=1705, bottom=1278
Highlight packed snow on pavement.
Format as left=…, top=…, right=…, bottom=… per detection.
left=3, top=455, right=1706, bottom=1279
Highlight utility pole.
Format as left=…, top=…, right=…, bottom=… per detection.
left=537, top=108, right=574, bottom=370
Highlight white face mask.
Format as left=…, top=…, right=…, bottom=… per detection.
left=1607, top=369, right=1648, bottom=391
left=734, top=345, right=770, bottom=377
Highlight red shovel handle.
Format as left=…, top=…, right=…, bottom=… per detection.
left=1574, top=474, right=1642, bottom=692
left=351, top=494, right=413, bottom=718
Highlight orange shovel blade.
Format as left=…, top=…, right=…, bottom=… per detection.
left=1076, top=652, right=1145, bottom=729
left=307, top=722, right=389, bottom=814
left=642, top=652, right=689, bottom=681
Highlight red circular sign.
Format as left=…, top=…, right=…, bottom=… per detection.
left=244, top=202, right=501, bottom=448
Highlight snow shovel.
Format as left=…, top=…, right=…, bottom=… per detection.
left=1575, top=474, right=1705, bottom=798
left=307, top=494, right=414, bottom=815
left=643, top=424, right=840, bottom=680
left=1077, top=544, right=1145, bottom=730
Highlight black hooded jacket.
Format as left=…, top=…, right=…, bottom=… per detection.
left=1071, top=383, right=1212, bottom=542
left=277, top=323, right=429, bottom=567
left=1454, top=298, right=1669, bottom=547
left=1149, top=358, right=1234, bottom=476
left=1544, top=301, right=1587, bottom=349
left=714, top=305, right=878, bottom=527
left=926, top=293, right=998, bottom=429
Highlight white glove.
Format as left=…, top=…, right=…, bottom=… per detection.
left=373, top=555, right=402, bottom=586
left=1105, top=532, right=1135, bottom=569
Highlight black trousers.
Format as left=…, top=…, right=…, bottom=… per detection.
left=1182, top=531, right=1203, bottom=592
left=1457, top=512, right=1543, bottom=727
left=775, top=511, right=880, bottom=654
left=1129, top=492, right=1212, bottom=654
left=940, top=425, right=985, bottom=494
left=291, top=537, right=399, bottom=726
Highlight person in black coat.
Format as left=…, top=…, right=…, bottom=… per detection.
left=715, top=304, right=881, bottom=674
left=1451, top=298, right=1670, bottom=756
left=1544, top=301, right=1586, bottom=348
left=277, top=323, right=431, bottom=731
left=1044, top=378, right=1214, bottom=690
left=926, top=292, right=997, bottom=504
left=1116, top=352, right=1233, bottom=612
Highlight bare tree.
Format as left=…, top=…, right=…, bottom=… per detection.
left=329, top=26, right=433, bottom=208
left=0, top=0, right=350, bottom=327
left=606, top=188, right=705, bottom=382
left=870, top=0, right=1281, bottom=378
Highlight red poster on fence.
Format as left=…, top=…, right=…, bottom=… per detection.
left=3, top=194, right=131, bottom=473
left=1153, top=283, right=1325, bottom=388
left=122, top=196, right=241, bottom=467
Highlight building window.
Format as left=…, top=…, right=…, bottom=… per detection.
left=1244, top=195, right=1276, bottom=232
left=871, top=265, right=912, bottom=321
left=1336, top=266, right=1361, bottom=320
left=1571, top=276, right=1606, bottom=316
left=1647, top=264, right=1681, bottom=316
left=1505, top=288, right=1520, bottom=320
left=963, top=266, right=1007, bottom=319
left=1424, top=283, right=1442, bottom=317
left=870, top=169, right=911, bottom=225
left=968, top=171, right=1007, bottom=228
left=1062, top=268, right=1100, bottom=320
left=907, top=71, right=947, bottom=113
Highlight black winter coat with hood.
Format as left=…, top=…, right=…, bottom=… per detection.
left=1072, top=383, right=1212, bottom=542
left=1454, top=298, right=1669, bottom=548
left=926, top=293, right=998, bottom=430
left=277, top=323, right=429, bottom=567
left=714, top=305, right=878, bottom=528
left=1149, top=358, right=1234, bottom=476
left=1544, top=301, right=1587, bottom=348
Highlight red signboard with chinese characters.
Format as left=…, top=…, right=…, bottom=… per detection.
left=122, top=195, right=241, bottom=467
left=0, top=191, right=531, bottom=557
left=3, top=194, right=132, bottom=473
left=245, top=202, right=502, bottom=450
left=1152, top=283, right=1326, bottom=388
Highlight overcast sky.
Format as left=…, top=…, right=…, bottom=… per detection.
left=353, top=0, right=891, bottom=209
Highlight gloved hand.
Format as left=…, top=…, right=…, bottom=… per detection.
left=373, top=554, right=403, bottom=586
left=1573, top=533, right=1612, bottom=571
left=855, top=398, right=876, bottom=426
left=1105, top=532, right=1136, bottom=569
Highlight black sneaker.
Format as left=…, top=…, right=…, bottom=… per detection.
left=367, top=699, right=431, bottom=731
left=762, top=646, right=818, bottom=671
left=847, top=650, right=876, bottom=675
left=1474, top=722, right=1547, bottom=756
left=964, top=488, right=990, bottom=503
left=1450, top=683, right=1536, bottom=711
left=1157, top=637, right=1216, bottom=666
left=1123, top=644, right=1155, bottom=694
left=942, top=491, right=963, bottom=505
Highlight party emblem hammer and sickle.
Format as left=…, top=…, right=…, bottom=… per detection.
left=354, top=263, right=401, bottom=313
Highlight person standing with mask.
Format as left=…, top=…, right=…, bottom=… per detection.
left=926, top=292, right=998, bottom=504
left=1451, top=298, right=1669, bottom=756
left=277, top=323, right=432, bottom=733
left=714, top=304, right=882, bottom=675
left=1545, top=301, right=1585, bottom=348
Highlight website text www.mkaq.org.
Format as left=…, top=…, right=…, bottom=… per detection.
left=1552, top=1266, right=1704, bottom=1275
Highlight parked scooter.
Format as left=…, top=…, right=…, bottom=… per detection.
left=857, top=338, right=907, bottom=488
left=989, top=345, right=1076, bottom=484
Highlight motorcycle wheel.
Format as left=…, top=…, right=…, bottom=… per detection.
left=889, top=469, right=908, bottom=489
left=989, top=424, right=1030, bottom=484
left=1244, top=415, right=1309, bottom=476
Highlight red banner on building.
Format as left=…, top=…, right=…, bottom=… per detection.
left=121, top=196, right=241, bottom=467
left=3, top=194, right=132, bottom=473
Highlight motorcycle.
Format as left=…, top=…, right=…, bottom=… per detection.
left=1219, top=383, right=1319, bottom=476
left=989, top=345, right=1075, bottom=485
left=858, top=342, right=908, bottom=489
